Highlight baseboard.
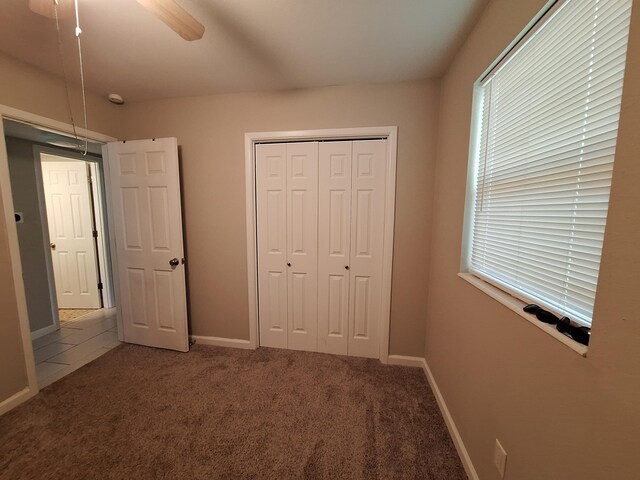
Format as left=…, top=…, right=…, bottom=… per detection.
left=388, top=353, right=478, bottom=480
left=30, top=323, right=57, bottom=340
left=386, top=354, right=426, bottom=368
left=421, top=358, right=480, bottom=480
left=0, top=386, right=36, bottom=416
left=190, top=335, right=254, bottom=350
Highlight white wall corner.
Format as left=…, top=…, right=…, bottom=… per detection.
left=421, top=358, right=480, bottom=480
left=30, top=323, right=58, bottom=340
left=386, top=354, right=426, bottom=368
left=0, top=387, right=37, bottom=417
left=387, top=354, right=479, bottom=480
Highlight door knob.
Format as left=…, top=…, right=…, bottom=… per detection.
left=345, top=265, right=349, bottom=270
left=50, top=243, right=56, bottom=250
left=287, top=262, right=291, bottom=267
left=169, top=258, right=180, bottom=267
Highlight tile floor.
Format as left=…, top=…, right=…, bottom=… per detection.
left=32, top=308, right=121, bottom=388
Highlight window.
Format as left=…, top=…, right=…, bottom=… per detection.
left=465, top=0, right=633, bottom=328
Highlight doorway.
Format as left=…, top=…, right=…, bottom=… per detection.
left=3, top=118, right=119, bottom=388
left=39, top=152, right=116, bottom=320
left=243, top=127, right=398, bottom=363
left=41, top=156, right=102, bottom=314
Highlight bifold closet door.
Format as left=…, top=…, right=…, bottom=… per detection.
left=256, top=144, right=288, bottom=349
left=256, top=142, right=318, bottom=351
left=318, top=142, right=352, bottom=355
left=347, top=140, right=386, bottom=358
left=318, top=140, right=387, bottom=358
left=286, top=143, right=318, bottom=351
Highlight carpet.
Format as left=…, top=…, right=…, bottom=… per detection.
left=0, top=344, right=467, bottom=480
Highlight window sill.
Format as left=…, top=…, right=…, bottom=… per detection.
left=457, top=272, right=588, bottom=357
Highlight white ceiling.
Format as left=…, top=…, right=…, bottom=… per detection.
left=0, top=0, right=487, bottom=102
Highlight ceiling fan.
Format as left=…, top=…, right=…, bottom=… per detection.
left=28, top=0, right=205, bottom=41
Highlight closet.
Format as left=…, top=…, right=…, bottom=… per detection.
left=256, top=139, right=387, bottom=358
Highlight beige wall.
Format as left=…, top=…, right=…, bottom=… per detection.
left=425, top=0, right=640, bottom=479
left=6, top=137, right=55, bottom=332
left=0, top=182, right=28, bottom=402
left=0, top=52, right=124, bottom=406
left=123, top=81, right=440, bottom=356
left=0, top=53, right=124, bottom=138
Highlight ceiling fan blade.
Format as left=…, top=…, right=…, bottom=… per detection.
left=135, top=0, right=205, bottom=41
left=28, top=0, right=72, bottom=19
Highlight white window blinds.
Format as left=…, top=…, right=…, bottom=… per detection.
left=470, top=0, right=633, bottom=327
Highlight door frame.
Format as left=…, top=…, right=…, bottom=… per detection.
left=244, top=126, right=398, bottom=363
left=0, top=104, right=116, bottom=415
left=32, top=146, right=115, bottom=338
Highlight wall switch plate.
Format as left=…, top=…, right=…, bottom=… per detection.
left=494, top=439, right=507, bottom=478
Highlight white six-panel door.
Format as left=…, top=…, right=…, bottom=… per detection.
left=286, top=143, right=318, bottom=351
left=257, top=142, right=319, bottom=352
left=42, top=158, right=101, bottom=309
left=105, top=138, right=188, bottom=352
left=256, top=143, right=289, bottom=349
left=347, top=140, right=386, bottom=358
left=257, top=139, right=387, bottom=358
left=317, top=142, right=352, bottom=355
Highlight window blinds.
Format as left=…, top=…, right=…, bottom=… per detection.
left=470, top=0, right=633, bottom=327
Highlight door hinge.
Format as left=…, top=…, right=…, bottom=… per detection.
left=87, top=175, right=93, bottom=185
left=92, top=230, right=98, bottom=238
left=97, top=282, right=103, bottom=290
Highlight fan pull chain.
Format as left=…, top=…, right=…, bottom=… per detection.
left=74, top=0, right=88, bottom=156
left=53, top=0, right=80, bottom=147
left=53, top=0, right=89, bottom=155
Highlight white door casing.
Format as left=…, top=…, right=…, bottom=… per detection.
left=286, top=142, right=318, bottom=351
left=105, top=138, right=188, bottom=352
left=41, top=158, right=101, bottom=309
left=256, top=143, right=288, bottom=349
left=0, top=103, right=118, bottom=413
left=245, top=127, right=397, bottom=362
left=318, top=142, right=352, bottom=355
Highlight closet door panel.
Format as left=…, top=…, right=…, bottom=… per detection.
left=348, top=140, right=387, bottom=358
left=256, top=143, right=288, bottom=348
left=318, top=142, right=352, bottom=355
left=286, top=142, right=318, bottom=351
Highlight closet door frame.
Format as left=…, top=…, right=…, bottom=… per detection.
left=244, top=127, right=397, bottom=363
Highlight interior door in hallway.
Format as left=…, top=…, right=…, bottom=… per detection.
left=104, top=138, right=188, bottom=352
left=41, top=158, right=101, bottom=309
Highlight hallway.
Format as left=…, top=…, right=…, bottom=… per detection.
left=32, top=308, right=120, bottom=388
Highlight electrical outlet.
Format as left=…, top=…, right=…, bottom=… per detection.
left=494, top=439, right=507, bottom=478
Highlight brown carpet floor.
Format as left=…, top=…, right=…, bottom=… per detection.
left=0, top=344, right=466, bottom=480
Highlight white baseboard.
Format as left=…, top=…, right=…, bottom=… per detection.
left=387, top=354, right=426, bottom=368
left=421, top=358, right=480, bottom=480
left=387, top=353, right=479, bottom=480
left=0, top=386, right=36, bottom=416
left=190, top=335, right=254, bottom=350
left=30, top=323, right=57, bottom=340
